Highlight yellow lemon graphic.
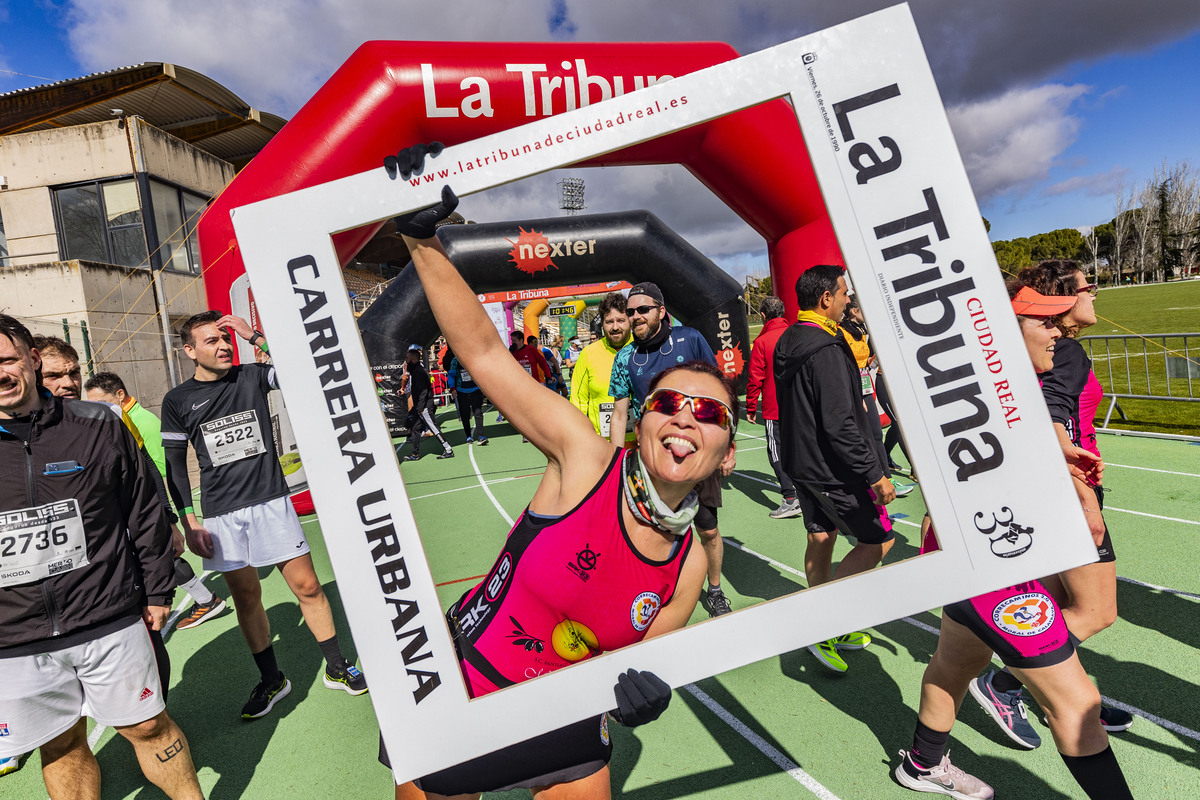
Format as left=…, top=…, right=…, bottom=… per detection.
left=551, top=619, right=598, bottom=662
left=279, top=452, right=303, bottom=476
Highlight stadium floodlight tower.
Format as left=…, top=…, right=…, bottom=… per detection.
left=557, top=176, right=585, bottom=215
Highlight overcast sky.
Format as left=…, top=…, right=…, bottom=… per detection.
left=4, top=0, right=1199, bottom=283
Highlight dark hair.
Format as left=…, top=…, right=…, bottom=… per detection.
left=509, top=330, right=523, bottom=341
left=597, top=291, right=627, bottom=321
left=794, top=264, right=845, bottom=311
left=84, top=371, right=128, bottom=396
left=759, top=296, right=786, bottom=320
left=1017, top=260, right=1082, bottom=336
left=645, top=360, right=740, bottom=438
left=32, top=335, right=79, bottom=363
left=527, top=335, right=539, bottom=345
left=0, top=314, right=34, bottom=352
left=180, top=310, right=223, bottom=347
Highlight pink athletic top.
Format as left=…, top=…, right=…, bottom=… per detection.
left=450, top=449, right=693, bottom=697
left=1078, top=369, right=1103, bottom=458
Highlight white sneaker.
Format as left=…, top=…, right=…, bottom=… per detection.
left=769, top=498, right=803, bottom=519
left=895, top=749, right=994, bottom=799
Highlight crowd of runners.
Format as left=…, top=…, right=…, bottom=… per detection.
left=0, top=143, right=1137, bottom=800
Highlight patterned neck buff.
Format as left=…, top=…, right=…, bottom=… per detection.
left=797, top=309, right=839, bottom=335
left=621, top=449, right=698, bottom=537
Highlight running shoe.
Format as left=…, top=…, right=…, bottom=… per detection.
left=324, top=659, right=369, bottom=695
left=768, top=497, right=803, bottom=519
left=808, top=640, right=849, bottom=673
left=175, top=596, right=227, bottom=630
left=0, top=754, right=20, bottom=777
left=833, top=631, right=872, bottom=650
left=1100, top=705, right=1135, bottom=732
left=242, top=673, right=291, bottom=719
left=895, top=749, right=994, bottom=799
left=437, top=450, right=455, bottom=459
left=968, top=670, right=1041, bottom=749
left=894, top=482, right=915, bottom=497
left=477, top=436, right=489, bottom=446
left=701, top=586, right=733, bottom=617
left=465, top=436, right=475, bottom=443
left=401, top=453, right=420, bottom=462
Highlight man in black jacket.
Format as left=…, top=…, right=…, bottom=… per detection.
left=774, top=265, right=897, bottom=674
left=0, top=314, right=203, bottom=799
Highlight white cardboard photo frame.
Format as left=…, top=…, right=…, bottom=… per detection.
left=230, top=4, right=1097, bottom=783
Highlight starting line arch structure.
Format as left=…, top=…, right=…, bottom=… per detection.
left=358, top=209, right=751, bottom=389
left=198, top=40, right=841, bottom=327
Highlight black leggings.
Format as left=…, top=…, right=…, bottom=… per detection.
left=875, top=374, right=911, bottom=467
left=456, top=390, right=485, bottom=439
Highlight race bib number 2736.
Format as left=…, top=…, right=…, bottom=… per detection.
left=0, top=499, right=89, bottom=588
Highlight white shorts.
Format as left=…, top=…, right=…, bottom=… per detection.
left=204, top=495, right=311, bottom=572
left=0, top=619, right=166, bottom=756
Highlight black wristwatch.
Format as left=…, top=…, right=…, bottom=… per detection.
left=249, top=331, right=265, bottom=347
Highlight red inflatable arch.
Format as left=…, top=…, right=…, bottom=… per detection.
left=198, top=41, right=841, bottom=328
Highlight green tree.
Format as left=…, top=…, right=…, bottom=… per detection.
left=992, top=238, right=1032, bottom=275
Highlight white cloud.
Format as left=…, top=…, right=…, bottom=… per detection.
left=1043, top=165, right=1130, bottom=198
left=948, top=84, right=1089, bottom=202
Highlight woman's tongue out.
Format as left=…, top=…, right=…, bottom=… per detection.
left=664, top=435, right=696, bottom=460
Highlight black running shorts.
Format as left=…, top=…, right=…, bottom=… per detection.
left=379, top=713, right=612, bottom=795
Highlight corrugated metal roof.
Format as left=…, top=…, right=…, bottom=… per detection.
left=0, top=62, right=285, bottom=168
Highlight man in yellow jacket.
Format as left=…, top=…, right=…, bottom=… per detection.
left=569, top=292, right=635, bottom=446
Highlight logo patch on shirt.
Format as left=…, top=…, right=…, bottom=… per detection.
left=0, top=722, right=10, bottom=736
left=630, top=591, right=662, bottom=632
left=191, top=399, right=211, bottom=411
left=484, top=553, right=513, bottom=602
left=992, top=592, right=1055, bottom=637
left=139, top=687, right=155, bottom=701
left=567, top=543, right=599, bottom=582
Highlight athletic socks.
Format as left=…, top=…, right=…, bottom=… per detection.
left=318, top=634, right=345, bottom=669
left=991, top=666, right=1024, bottom=693
left=1060, top=745, right=1134, bottom=799
left=907, top=721, right=950, bottom=773
left=179, top=574, right=214, bottom=605
left=173, top=557, right=216, bottom=604
left=253, top=645, right=282, bottom=683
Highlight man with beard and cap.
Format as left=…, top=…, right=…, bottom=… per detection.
left=570, top=292, right=635, bottom=447
left=608, top=282, right=734, bottom=617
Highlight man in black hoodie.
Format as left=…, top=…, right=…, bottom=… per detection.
left=774, top=265, right=896, bottom=674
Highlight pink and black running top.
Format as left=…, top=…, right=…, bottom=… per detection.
left=450, top=449, right=693, bottom=697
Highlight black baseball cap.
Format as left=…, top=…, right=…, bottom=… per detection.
left=627, top=282, right=665, bottom=306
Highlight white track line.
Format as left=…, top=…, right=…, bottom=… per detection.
left=1116, top=575, right=1200, bottom=600
left=1106, top=463, right=1200, bottom=478
left=469, top=443, right=514, bottom=527
left=1105, top=506, right=1200, bottom=526
left=682, top=684, right=842, bottom=800
left=409, top=473, right=538, bottom=501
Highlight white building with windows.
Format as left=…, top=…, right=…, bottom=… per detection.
left=0, top=63, right=284, bottom=411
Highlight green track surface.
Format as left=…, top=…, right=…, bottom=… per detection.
left=6, top=409, right=1199, bottom=798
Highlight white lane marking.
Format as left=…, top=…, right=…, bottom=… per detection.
left=731, top=470, right=778, bottom=489
left=1105, top=506, right=1200, bottom=526
left=736, top=431, right=767, bottom=442
left=469, top=443, right=514, bottom=527
left=409, top=474, right=538, bottom=501
left=737, top=445, right=767, bottom=453
left=1106, top=463, right=1200, bottom=478
left=725, top=539, right=804, bottom=579
left=682, top=683, right=842, bottom=800
left=1117, top=575, right=1200, bottom=601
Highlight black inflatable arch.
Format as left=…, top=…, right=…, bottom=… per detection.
left=358, top=210, right=751, bottom=392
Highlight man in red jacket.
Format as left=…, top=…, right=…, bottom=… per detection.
left=746, top=297, right=800, bottom=519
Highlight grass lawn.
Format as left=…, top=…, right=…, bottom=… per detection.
left=742, top=279, right=1200, bottom=436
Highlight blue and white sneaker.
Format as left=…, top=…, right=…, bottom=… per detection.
left=0, top=754, right=20, bottom=777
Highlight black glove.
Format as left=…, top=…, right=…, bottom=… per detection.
left=612, top=668, right=672, bottom=727
left=384, top=141, right=444, bottom=180
left=393, top=184, right=459, bottom=239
